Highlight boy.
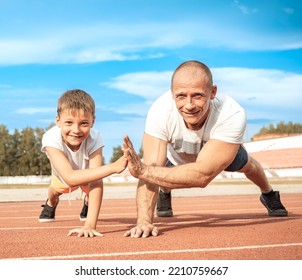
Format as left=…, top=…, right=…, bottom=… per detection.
left=39, top=89, right=127, bottom=237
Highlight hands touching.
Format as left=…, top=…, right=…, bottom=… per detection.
left=68, top=136, right=156, bottom=239
left=110, top=134, right=147, bottom=178
left=123, top=135, right=147, bottom=179
left=112, top=152, right=128, bottom=174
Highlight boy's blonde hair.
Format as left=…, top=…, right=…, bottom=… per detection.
left=57, top=89, right=95, bottom=117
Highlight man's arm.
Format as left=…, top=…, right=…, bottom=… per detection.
left=124, top=136, right=240, bottom=189
left=124, top=133, right=167, bottom=238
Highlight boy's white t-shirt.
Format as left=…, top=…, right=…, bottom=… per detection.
left=41, top=126, right=104, bottom=184
left=145, top=90, right=246, bottom=165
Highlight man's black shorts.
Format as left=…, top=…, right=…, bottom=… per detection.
left=224, top=145, right=248, bottom=171
left=166, top=145, right=248, bottom=172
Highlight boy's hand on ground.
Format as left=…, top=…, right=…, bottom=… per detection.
left=68, top=227, right=103, bottom=238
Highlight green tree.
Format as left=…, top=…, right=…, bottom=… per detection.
left=0, top=124, right=52, bottom=176
left=110, top=144, right=144, bottom=163
left=34, top=127, right=51, bottom=175
left=9, top=129, right=21, bottom=175
left=17, top=128, right=36, bottom=175
left=254, top=121, right=302, bottom=137
left=0, top=125, right=12, bottom=176
left=110, top=145, right=124, bottom=163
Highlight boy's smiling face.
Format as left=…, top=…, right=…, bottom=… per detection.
left=56, top=109, right=95, bottom=151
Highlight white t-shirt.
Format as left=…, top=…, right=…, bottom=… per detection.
left=145, top=90, right=246, bottom=165
left=42, top=126, right=104, bottom=184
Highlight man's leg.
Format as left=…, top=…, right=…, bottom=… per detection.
left=238, top=155, right=288, bottom=217
left=240, top=156, right=272, bottom=192
left=156, top=160, right=174, bottom=217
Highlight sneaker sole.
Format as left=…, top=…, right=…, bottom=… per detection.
left=38, top=218, right=55, bottom=223
left=260, top=196, right=288, bottom=217
left=157, top=211, right=173, bottom=217
left=79, top=216, right=87, bottom=222
left=268, top=210, right=288, bottom=217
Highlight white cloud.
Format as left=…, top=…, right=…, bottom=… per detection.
left=0, top=84, right=12, bottom=88
left=283, top=8, right=294, bottom=14
left=96, top=102, right=150, bottom=118
left=233, top=0, right=258, bottom=15
left=1, top=17, right=301, bottom=65
left=212, top=67, right=302, bottom=109
left=0, top=22, right=188, bottom=65
left=14, top=107, right=56, bottom=115
left=104, top=71, right=172, bottom=100
left=0, top=39, right=62, bottom=65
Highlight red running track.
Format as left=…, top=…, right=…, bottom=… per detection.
left=0, top=193, right=302, bottom=260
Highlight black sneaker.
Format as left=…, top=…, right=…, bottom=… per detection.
left=38, top=199, right=59, bottom=223
left=79, top=196, right=88, bottom=221
left=260, top=191, right=288, bottom=217
left=157, top=190, right=173, bottom=217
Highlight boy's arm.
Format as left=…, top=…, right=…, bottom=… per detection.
left=45, top=146, right=126, bottom=187
left=84, top=147, right=104, bottom=234
left=68, top=147, right=104, bottom=237
left=46, top=146, right=126, bottom=238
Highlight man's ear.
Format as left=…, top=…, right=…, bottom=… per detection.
left=211, top=85, right=217, bottom=99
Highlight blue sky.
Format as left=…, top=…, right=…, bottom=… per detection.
left=0, top=0, right=301, bottom=162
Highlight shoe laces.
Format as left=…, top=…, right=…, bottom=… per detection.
left=266, top=192, right=284, bottom=210
left=160, top=192, right=171, bottom=208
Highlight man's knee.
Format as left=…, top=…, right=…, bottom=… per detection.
left=240, top=156, right=260, bottom=175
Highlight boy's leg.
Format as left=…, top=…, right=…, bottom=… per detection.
left=47, top=184, right=61, bottom=207
left=39, top=174, right=70, bottom=222
left=80, top=181, right=103, bottom=225
left=39, top=185, right=61, bottom=222
left=79, top=191, right=89, bottom=221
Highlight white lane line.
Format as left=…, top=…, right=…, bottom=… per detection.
left=0, top=216, right=297, bottom=231
left=0, top=212, right=137, bottom=220
left=0, top=207, right=283, bottom=220
left=1, top=206, right=302, bottom=220
left=4, top=243, right=302, bottom=260
left=0, top=224, right=130, bottom=230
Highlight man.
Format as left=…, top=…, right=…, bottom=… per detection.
left=123, top=60, right=288, bottom=238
